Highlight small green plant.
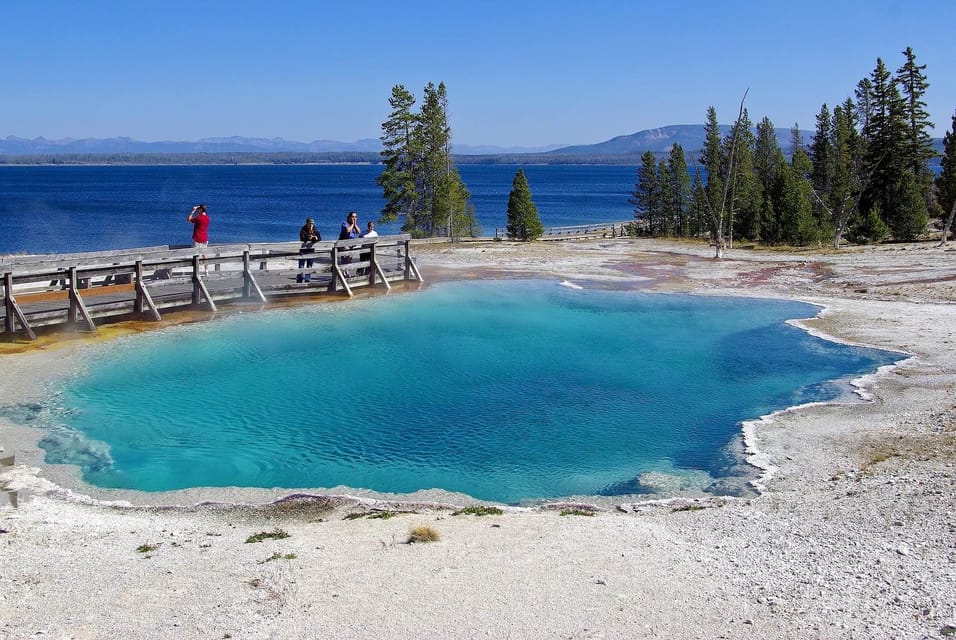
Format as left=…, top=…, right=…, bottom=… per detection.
left=367, top=511, right=398, bottom=520
left=343, top=512, right=368, bottom=520
left=671, top=504, right=706, bottom=513
left=136, top=543, right=159, bottom=553
left=245, top=528, right=290, bottom=544
left=559, top=509, right=594, bottom=517
left=407, top=525, right=441, bottom=543
left=452, top=505, right=504, bottom=517
left=259, top=552, right=297, bottom=564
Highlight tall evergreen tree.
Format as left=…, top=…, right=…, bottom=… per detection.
left=506, top=168, right=544, bottom=241
left=896, top=46, right=935, bottom=176
left=629, top=151, right=661, bottom=235
left=699, top=106, right=727, bottom=251
left=727, top=109, right=760, bottom=242
left=665, top=143, right=692, bottom=236
left=860, top=57, right=908, bottom=236
left=810, top=104, right=834, bottom=197
left=826, top=99, right=865, bottom=247
left=753, top=117, right=783, bottom=242
left=377, top=85, right=420, bottom=224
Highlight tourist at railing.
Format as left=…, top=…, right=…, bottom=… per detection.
left=297, top=217, right=320, bottom=283
left=339, top=211, right=361, bottom=240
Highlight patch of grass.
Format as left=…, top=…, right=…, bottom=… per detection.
left=259, top=552, right=298, bottom=564
left=671, top=504, right=706, bottom=513
left=367, top=511, right=398, bottom=520
left=343, top=512, right=368, bottom=520
left=136, top=543, right=159, bottom=553
left=559, top=509, right=595, bottom=517
left=245, top=528, right=290, bottom=544
left=407, top=525, right=441, bottom=543
left=452, top=505, right=504, bottom=517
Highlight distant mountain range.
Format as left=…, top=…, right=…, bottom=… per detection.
left=0, top=135, right=564, bottom=156
left=0, top=125, right=943, bottom=160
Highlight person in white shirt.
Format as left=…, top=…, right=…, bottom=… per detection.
left=363, top=221, right=379, bottom=238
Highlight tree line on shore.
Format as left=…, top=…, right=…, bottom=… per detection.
left=632, top=47, right=956, bottom=249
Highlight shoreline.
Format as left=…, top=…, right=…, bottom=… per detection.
left=2, top=237, right=955, bottom=638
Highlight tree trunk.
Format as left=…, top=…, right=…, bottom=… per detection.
left=938, top=199, right=956, bottom=247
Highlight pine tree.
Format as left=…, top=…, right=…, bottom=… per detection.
left=860, top=57, right=907, bottom=236
left=377, top=85, right=420, bottom=224
left=629, top=151, right=661, bottom=235
left=892, top=168, right=928, bottom=241
left=827, top=99, right=865, bottom=247
left=810, top=104, right=833, bottom=199
left=665, top=143, right=692, bottom=236
left=773, top=159, right=818, bottom=246
left=700, top=106, right=726, bottom=249
left=727, top=109, right=760, bottom=243
left=377, top=82, right=477, bottom=239
left=896, top=47, right=935, bottom=176
left=506, top=168, right=544, bottom=241
left=753, top=117, right=783, bottom=243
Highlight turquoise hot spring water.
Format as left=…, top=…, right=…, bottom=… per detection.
left=7, top=279, right=901, bottom=504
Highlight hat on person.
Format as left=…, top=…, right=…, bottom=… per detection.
left=305, top=218, right=315, bottom=224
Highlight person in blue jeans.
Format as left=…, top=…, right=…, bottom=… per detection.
left=297, top=218, right=320, bottom=283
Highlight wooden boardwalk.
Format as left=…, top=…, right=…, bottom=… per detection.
left=1, top=235, right=422, bottom=341
left=494, top=221, right=633, bottom=241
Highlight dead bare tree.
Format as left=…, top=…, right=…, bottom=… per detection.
left=809, top=188, right=856, bottom=249
left=703, top=90, right=748, bottom=258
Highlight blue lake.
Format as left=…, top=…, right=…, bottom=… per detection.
left=0, top=164, right=637, bottom=254
left=13, top=279, right=901, bottom=504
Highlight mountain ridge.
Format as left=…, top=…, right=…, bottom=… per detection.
left=1, top=127, right=944, bottom=159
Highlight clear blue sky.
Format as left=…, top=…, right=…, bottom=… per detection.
left=2, top=0, right=954, bottom=147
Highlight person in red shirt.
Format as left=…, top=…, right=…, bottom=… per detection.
left=187, top=204, right=210, bottom=248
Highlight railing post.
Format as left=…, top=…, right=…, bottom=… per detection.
left=243, top=251, right=251, bottom=298
left=68, top=266, right=79, bottom=324
left=3, top=272, right=12, bottom=335
left=328, top=246, right=338, bottom=292
left=134, top=260, right=144, bottom=314
left=368, top=242, right=377, bottom=286
left=192, top=255, right=202, bottom=305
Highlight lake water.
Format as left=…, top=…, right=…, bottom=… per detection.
left=0, top=164, right=637, bottom=254
left=7, top=280, right=901, bottom=504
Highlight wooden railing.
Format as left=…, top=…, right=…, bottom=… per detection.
left=494, top=221, right=633, bottom=241
left=1, top=235, right=421, bottom=341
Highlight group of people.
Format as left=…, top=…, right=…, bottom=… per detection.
left=337, top=210, right=378, bottom=240
left=186, top=205, right=381, bottom=283
left=187, top=205, right=380, bottom=248
left=296, top=210, right=379, bottom=283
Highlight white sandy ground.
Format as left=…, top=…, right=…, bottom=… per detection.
left=1, top=237, right=955, bottom=639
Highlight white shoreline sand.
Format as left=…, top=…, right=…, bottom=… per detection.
left=2, top=238, right=955, bottom=639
